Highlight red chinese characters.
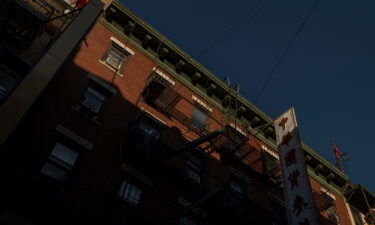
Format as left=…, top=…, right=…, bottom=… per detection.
left=281, top=132, right=293, bottom=146
left=293, top=194, right=307, bottom=216
left=288, top=169, right=300, bottom=190
left=284, top=149, right=297, bottom=167
left=279, top=117, right=288, bottom=130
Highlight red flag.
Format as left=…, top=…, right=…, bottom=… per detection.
left=76, top=0, right=89, bottom=9
left=333, top=143, right=341, bottom=159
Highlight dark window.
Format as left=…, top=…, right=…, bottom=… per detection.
left=179, top=217, right=196, bottom=225
left=186, top=154, right=203, bottom=184
left=0, top=49, right=31, bottom=103
left=263, top=151, right=279, bottom=177
left=191, top=106, right=207, bottom=130
left=40, top=142, right=79, bottom=183
left=269, top=198, right=285, bottom=225
left=118, top=180, right=142, bottom=207
left=135, top=119, right=161, bottom=144
left=325, top=195, right=339, bottom=224
left=230, top=176, right=246, bottom=197
left=102, top=43, right=128, bottom=72
left=141, top=74, right=180, bottom=116
left=75, top=83, right=112, bottom=121
left=0, top=66, right=19, bottom=101
left=81, top=87, right=106, bottom=113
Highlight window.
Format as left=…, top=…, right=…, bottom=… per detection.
left=40, top=142, right=79, bottom=183
left=141, top=74, right=180, bottom=115
left=102, top=43, right=128, bottom=72
left=186, top=154, right=203, bottom=184
left=325, top=195, right=339, bottom=224
left=351, top=207, right=364, bottom=225
left=269, top=198, right=285, bottom=225
left=263, top=151, right=279, bottom=177
left=81, top=87, right=106, bottom=113
left=136, top=119, right=161, bottom=144
left=230, top=180, right=244, bottom=196
left=0, top=67, right=21, bottom=101
left=191, top=106, right=207, bottom=130
left=230, top=175, right=246, bottom=197
left=0, top=50, right=31, bottom=103
left=118, top=180, right=142, bottom=207
left=179, top=217, right=196, bottom=225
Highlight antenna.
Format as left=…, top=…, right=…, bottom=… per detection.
left=331, top=139, right=349, bottom=173
left=234, top=83, right=240, bottom=93
left=223, top=75, right=230, bottom=87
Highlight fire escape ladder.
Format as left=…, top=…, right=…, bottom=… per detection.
left=262, top=151, right=281, bottom=180
left=239, top=147, right=256, bottom=160
left=213, top=124, right=248, bottom=158
left=162, top=128, right=225, bottom=161
left=162, top=184, right=227, bottom=225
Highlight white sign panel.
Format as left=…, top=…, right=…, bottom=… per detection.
left=274, top=108, right=318, bottom=225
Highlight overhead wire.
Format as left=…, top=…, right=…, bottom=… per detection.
left=254, top=0, right=321, bottom=102
left=196, top=0, right=274, bottom=59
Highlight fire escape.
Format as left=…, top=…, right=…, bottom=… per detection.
left=345, top=184, right=375, bottom=225
left=116, top=71, right=289, bottom=225
left=0, top=0, right=78, bottom=47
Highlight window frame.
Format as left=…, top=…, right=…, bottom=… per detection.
left=101, top=42, right=128, bottom=73
left=75, top=79, right=114, bottom=121
left=191, top=105, right=208, bottom=131
left=81, top=86, right=106, bottom=113
left=179, top=217, right=197, bottom=225
left=118, top=179, right=143, bottom=207
left=40, top=142, right=79, bottom=184
left=325, top=194, right=340, bottom=224
left=229, top=175, right=247, bottom=198
left=185, top=153, right=204, bottom=184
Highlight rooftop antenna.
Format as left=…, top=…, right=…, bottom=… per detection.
left=223, top=75, right=230, bottom=87
left=332, top=139, right=350, bottom=173
left=234, top=83, right=240, bottom=93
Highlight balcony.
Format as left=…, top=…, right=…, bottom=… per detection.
left=121, top=113, right=189, bottom=169
left=15, top=0, right=55, bottom=19
left=319, top=214, right=339, bottom=225
left=1, top=0, right=79, bottom=48
left=313, top=191, right=334, bottom=212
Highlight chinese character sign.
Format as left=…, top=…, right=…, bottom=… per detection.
left=274, top=108, right=318, bottom=225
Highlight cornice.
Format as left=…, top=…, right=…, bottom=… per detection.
left=102, top=1, right=350, bottom=188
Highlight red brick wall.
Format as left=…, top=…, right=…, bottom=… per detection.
left=1, top=21, right=285, bottom=225
left=309, top=177, right=352, bottom=225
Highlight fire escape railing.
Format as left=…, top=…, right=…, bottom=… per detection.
left=15, top=0, right=55, bottom=19
left=313, top=191, right=334, bottom=212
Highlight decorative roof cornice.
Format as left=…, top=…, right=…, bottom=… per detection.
left=104, top=0, right=350, bottom=190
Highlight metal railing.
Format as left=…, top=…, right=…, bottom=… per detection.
left=313, top=191, right=334, bottom=212
left=16, top=0, right=55, bottom=18
left=0, top=64, right=22, bottom=102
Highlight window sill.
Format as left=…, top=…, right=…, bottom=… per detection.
left=98, top=60, right=124, bottom=77
left=70, top=105, right=102, bottom=126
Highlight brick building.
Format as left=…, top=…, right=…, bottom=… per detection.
left=0, top=1, right=374, bottom=225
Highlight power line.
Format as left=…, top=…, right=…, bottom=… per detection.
left=254, top=0, right=321, bottom=102
left=196, top=0, right=274, bottom=59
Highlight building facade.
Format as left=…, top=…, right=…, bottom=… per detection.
left=0, top=1, right=374, bottom=225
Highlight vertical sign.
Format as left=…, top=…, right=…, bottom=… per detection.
left=274, top=108, right=318, bottom=225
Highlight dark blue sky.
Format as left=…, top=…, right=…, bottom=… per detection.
left=121, top=0, right=375, bottom=192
